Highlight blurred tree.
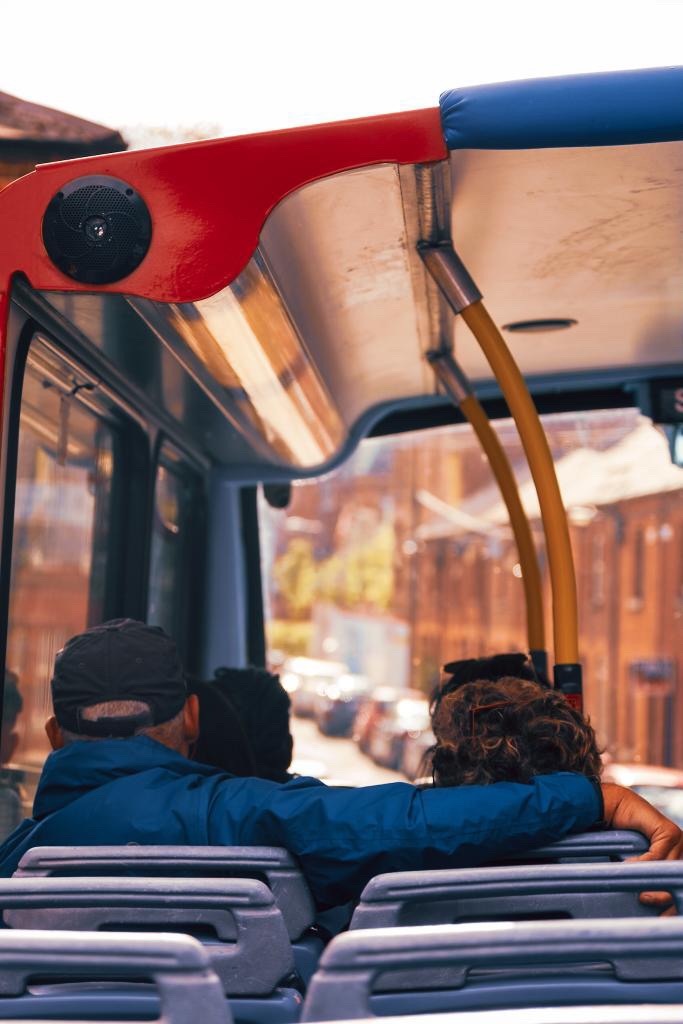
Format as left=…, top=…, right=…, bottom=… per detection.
left=341, top=521, right=395, bottom=611
left=274, top=520, right=396, bottom=619
left=273, top=538, right=316, bottom=618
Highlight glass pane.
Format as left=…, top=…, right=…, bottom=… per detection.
left=131, top=250, right=345, bottom=469
left=147, top=455, right=198, bottom=656
left=259, top=409, right=683, bottom=781
left=2, top=350, right=116, bottom=833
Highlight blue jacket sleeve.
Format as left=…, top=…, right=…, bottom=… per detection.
left=206, top=772, right=600, bottom=907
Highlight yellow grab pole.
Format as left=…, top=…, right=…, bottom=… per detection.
left=428, top=351, right=546, bottom=672
left=421, top=245, right=581, bottom=705
left=461, top=302, right=578, bottom=664
left=461, top=394, right=547, bottom=657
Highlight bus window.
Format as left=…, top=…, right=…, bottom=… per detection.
left=2, top=341, right=120, bottom=832
left=147, top=449, right=203, bottom=668
left=259, top=408, right=683, bottom=778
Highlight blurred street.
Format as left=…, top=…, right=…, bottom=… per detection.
left=290, top=716, right=403, bottom=786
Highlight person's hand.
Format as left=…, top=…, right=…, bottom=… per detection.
left=601, top=782, right=683, bottom=914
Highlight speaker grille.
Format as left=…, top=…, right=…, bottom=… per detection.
left=42, top=176, right=152, bottom=285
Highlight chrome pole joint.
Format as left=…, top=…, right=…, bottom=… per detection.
left=419, top=243, right=482, bottom=315
left=426, top=348, right=472, bottom=405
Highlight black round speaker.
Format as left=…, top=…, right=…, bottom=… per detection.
left=42, top=175, right=152, bottom=285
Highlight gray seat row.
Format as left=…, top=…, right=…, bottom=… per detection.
left=15, top=845, right=322, bottom=984
left=302, top=917, right=683, bottom=1019
left=4, top=928, right=683, bottom=1024
left=323, top=1010, right=683, bottom=1024
left=0, top=830, right=673, bottom=1024
left=0, top=877, right=300, bottom=1024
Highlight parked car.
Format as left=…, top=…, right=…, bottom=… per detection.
left=315, top=674, right=372, bottom=737
left=282, top=657, right=348, bottom=718
left=368, top=693, right=431, bottom=771
left=353, top=687, right=400, bottom=756
left=602, top=761, right=683, bottom=827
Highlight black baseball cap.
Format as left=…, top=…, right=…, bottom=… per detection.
left=51, top=619, right=187, bottom=737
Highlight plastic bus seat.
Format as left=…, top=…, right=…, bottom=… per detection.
left=0, top=928, right=230, bottom=1024
left=15, top=846, right=321, bottom=983
left=0, top=877, right=301, bottom=1024
left=303, top=1007, right=683, bottom=1024
left=498, top=830, right=648, bottom=863
left=301, top=918, right=683, bottom=1019
left=350, top=860, right=683, bottom=928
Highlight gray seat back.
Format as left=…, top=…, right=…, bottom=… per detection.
left=307, top=1008, right=683, bottom=1024
left=0, top=928, right=229, bottom=1024
left=0, top=876, right=293, bottom=996
left=351, top=860, right=683, bottom=928
left=15, top=846, right=314, bottom=941
left=302, top=917, right=683, bottom=1020
left=500, top=830, right=648, bottom=862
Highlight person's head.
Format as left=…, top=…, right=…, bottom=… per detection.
left=1, top=669, right=23, bottom=765
left=431, top=675, right=602, bottom=787
left=45, top=619, right=199, bottom=756
left=188, top=667, right=293, bottom=782
left=432, top=653, right=550, bottom=719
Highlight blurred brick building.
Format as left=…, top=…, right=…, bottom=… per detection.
left=413, top=421, right=683, bottom=767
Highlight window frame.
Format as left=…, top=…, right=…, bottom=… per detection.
left=147, top=439, right=206, bottom=674
left=0, top=327, right=151, bottom=753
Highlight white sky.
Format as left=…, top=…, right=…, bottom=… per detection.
left=4, top=0, right=683, bottom=141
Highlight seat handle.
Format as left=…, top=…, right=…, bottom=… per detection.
left=0, top=929, right=229, bottom=1024
left=353, top=860, right=683, bottom=927
left=15, top=845, right=314, bottom=940
left=1, top=876, right=293, bottom=996
left=504, top=829, right=648, bottom=860
left=302, top=919, right=683, bottom=1021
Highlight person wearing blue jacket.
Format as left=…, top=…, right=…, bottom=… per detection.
left=0, top=619, right=679, bottom=907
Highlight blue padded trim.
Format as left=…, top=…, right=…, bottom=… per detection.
left=440, top=66, right=683, bottom=150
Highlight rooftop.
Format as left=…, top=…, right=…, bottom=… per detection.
left=0, top=91, right=124, bottom=153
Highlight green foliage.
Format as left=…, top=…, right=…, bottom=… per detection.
left=273, top=521, right=396, bottom=619
left=266, top=619, right=313, bottom=657
left=339, top=521, right=395, bottom=611
left=273, top=538, right=316, bottom=619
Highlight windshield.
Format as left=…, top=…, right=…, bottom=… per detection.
left=259, top=408, right=683, bottom=784
left=632, top=786, right=683, bottom=827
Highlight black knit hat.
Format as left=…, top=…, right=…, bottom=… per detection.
left=51, top=619, right=186, bottom=737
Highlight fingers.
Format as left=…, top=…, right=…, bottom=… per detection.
left=639, top=890, right=675, bottom=907
left=639, top=891, right=677, bottom=916
left=634, top=823, right=683, bottom=862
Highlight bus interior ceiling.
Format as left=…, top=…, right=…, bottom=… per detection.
left=9, top=138, right=683, bottom=477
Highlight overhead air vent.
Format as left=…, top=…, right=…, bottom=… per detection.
left=503, top=318, right=577, bottom=333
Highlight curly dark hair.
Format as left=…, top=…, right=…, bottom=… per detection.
left=431, top=676, right=602, bottom=787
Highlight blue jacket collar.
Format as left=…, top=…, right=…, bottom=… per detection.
left=33, top=736, right=220, bottom=819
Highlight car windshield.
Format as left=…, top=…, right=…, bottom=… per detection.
left=631, top=786, right=683, bottom=827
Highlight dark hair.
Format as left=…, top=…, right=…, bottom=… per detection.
left=188, top=668, right=293, bottom=783
left=432, top=653, right=549, bottom=717
left=431, top=676, right=602, bottom=787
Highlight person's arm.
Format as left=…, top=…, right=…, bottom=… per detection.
left=601, top=782, right=683, bottom=913
left=207, top=771, right=600, bottom=906
left=602, top=783, right=683, bottom=860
